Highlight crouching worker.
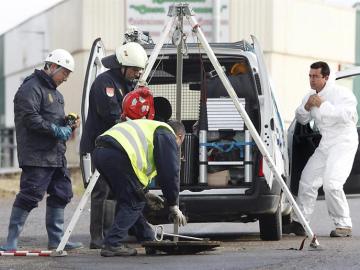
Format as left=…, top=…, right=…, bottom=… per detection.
left=0, top=49, right=82, bottom=251
left=93, top=119, right=187, bottom=257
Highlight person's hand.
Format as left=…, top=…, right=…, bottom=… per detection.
left=73, top=115, right=81, bottom=130
left=65, top=113, right=80, bottom=130
left=304, top=100, right=312, bottom=111
left=169, top=205, right=187, bottom=226
left=145, top=192, right=164, bottom=211
left=311, top=95, right=323, bottom=108
left=305, top=94, right=322, bottom=111
left=51, top=124, right=72, bottom=141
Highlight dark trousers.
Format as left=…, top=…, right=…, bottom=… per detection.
left=14, top=166, right=73, bottom=212
left=93, top=147, right=154, bottom=247
left=90, top=174, right=116, bottom=245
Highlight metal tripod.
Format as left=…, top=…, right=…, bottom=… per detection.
left=54, top=3, right=320, bottom=255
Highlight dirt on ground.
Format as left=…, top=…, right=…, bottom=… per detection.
left=0, top=167, right=85, bottom=198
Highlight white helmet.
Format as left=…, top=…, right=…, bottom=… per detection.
left=45, top=49, right=75, bottom=72
left=101, top=42, right=148, bottom=69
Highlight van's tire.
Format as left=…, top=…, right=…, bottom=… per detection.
left=282, top=213, right=292, bottom=226
left=259, top=201, right=282, bottom=241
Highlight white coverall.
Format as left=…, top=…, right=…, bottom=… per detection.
left=293, top=82, right=358, bottom=228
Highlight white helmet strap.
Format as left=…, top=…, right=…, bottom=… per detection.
left=48, top=64, right=63, bottom=78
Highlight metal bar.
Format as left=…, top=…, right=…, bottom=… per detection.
left=188, top=14, right=319, bottom=247
left=175, top=14, right=183, bottom=121
left=154, top=225, right=203, bottom=241
left=55, top=170, right=101, bottom=254
left=199, top=130, right=208, bottom=184
left=0, top=250, right=52, bottom=256
left=244, top=130, right=253, bottom=182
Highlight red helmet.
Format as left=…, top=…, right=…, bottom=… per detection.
left=121, top=86, right=155, bottom=120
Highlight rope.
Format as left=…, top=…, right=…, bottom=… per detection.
left=200, top=141, right=255, bottom=159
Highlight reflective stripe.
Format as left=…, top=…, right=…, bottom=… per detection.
left=112, top=125, right=143, bottom=170
left=127, top=121, right=153, bottom=176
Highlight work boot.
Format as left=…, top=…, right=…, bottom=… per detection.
left=0, top=207, right=29, bottom=251
left=89, top=200, right=116, bottom=249
left=330, top=227, right=352, bottom=237
left=100, top=244, right=137, bottom=257
left=46, top=206, right=83, bottom=251
left=282, top=221, right=306, bottom=236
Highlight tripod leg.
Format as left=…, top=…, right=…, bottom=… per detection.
left=54, top=170, right=101, bottom=254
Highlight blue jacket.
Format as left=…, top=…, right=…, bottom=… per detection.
left=80, top=69, right=133, bottom=154
left=14, top=69, right=67, bottom=167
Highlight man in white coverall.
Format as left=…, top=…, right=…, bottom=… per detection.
left=283, top=61, right=358, bottom=237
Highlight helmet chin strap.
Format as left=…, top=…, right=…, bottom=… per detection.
left=48, top=65, right=63, bottom=78
left=121, top=66, right=128, bottom=79
left=121, top=66, right=140, bottom=86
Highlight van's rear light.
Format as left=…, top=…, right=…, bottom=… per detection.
left=258, top=156, right=264, bottom=177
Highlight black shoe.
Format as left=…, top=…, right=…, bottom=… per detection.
left=145, top=247, right=163, bottom=255
left=100, top=245, right=137, bottom=257
left=282, top=221, right=306, bottom=236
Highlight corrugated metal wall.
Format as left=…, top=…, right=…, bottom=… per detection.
left=82, top=0, right=126, bottom=51
left=354, top=8, right=360, bottom=121
left=0, top=35, right=4, bottom=127
left=229, top=0, right=273, bottom=48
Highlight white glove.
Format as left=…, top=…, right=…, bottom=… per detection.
left=145, top=192, right=164, bottom=211
left=169, top=205, right=187, bottom=226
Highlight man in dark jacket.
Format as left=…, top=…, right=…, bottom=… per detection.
left=0, top=49, right=82, bottom=251
left=93, top=119, right=187, bottom=257
left=80, top=42, right=148, bottom=249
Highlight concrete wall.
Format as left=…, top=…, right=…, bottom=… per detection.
left=229, top=0, right=356, bottom=125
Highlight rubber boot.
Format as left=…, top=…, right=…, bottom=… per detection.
left=89, top=200, right=105, bottom=249
left=89, top=200, right=116, bottom=249
left=0, top=207, right=29, bottom=251
left=46, top=206, right=83, bottom=251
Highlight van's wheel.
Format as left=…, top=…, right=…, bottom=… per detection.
left=259, top=200, right=282, bottom=241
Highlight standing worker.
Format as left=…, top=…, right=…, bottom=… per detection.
left=80, top=42, right=148, bottom=249
left=93, top=119, right=187, bottom=257
left=0, top=49, right=82, bottom=251
left=284, top=61, right=358, bottom=237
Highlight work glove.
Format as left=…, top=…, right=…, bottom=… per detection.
left=145, top=192, right=164, bottom=211
left=51, top=123, right=72, bottom=141
left=169, top=205, right=187, bottom=226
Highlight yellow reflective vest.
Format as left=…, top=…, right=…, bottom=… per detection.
left=100, top=119, right=175, bottom=187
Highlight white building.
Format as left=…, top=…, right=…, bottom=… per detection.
left=0, top=0, right=357, bottom=169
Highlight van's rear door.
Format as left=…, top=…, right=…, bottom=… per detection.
left=80, top=38, right=106, bottom=187
left=252, top=36, right=287, bottom=188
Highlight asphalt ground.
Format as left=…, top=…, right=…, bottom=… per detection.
left=1, top=170, right=360, bottom=269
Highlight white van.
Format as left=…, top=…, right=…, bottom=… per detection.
left=83, top=36, right=289, bottom=241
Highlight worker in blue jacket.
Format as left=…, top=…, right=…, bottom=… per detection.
left=0, top=49, right=82, bottom=251
left=80, top=42, right=149, bottom=249
left=93, top=119, right=187, bottom=257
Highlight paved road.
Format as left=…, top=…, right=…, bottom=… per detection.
left=1, top=195, right=360, bottom=270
